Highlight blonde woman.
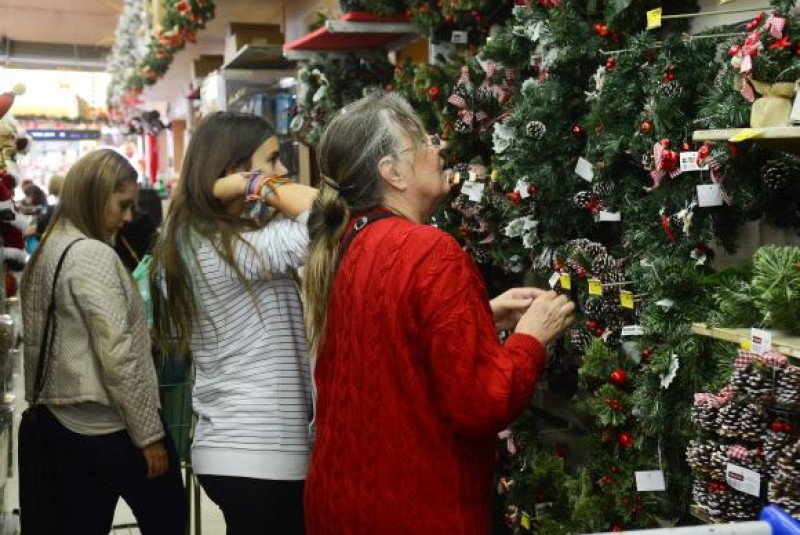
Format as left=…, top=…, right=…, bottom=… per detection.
left=21, top=149, right=186, bottom=534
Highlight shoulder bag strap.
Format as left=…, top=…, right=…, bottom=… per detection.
left=334, top=211, right=394, bottom=272
left=32, top=238, right=85, bottom=404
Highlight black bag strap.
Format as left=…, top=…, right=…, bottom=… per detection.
left=32, top=238, right=85, bottom=404
left=334, top=211, right=394, bottom=272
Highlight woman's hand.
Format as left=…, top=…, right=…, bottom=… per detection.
left=514, top=291, right=575, bottom=346
left=490, top=287, right=546, bottom=331
left=212, top=172, right=248, bottom=206
left=141, top=441, right=169, bottom=479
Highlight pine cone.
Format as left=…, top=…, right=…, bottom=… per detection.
left=525, top=120, right=547, bottom=140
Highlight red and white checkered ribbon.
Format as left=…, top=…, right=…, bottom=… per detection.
left=648, top=142, right=682, bottom=191
left=498, top=429, right=517, bottom=455
left=728, top=444, right=751, bottom=463
left=694, top=389, right=731, bottom=408
left=707, top=157, right=732, bottom=205
left=740, top=74, right=756, bottom=103
left=735, top=350, right=757, bottom=368
left=740, top=33, right=762, bottom=74
left=448, top=94, right=467, bottom=109
left=761, top=350, right=788, bottom=368
left=766, top=15, right=786, bottom=39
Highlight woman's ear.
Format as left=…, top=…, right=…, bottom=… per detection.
left=378, top=156, right=407, bottom=192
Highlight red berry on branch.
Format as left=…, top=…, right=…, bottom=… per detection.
left=618, top=431, right=634, bottom=449
left=609, top=368, right=627, bottom=387
left=506, top=191, right=522, bottom=205
left=428, top=86, right=440, bottom=99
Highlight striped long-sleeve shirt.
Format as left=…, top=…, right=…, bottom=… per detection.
left=190, top=212, right=313, bottom=481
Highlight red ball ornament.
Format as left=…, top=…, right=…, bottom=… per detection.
left=594, top=23, right=609, bottom=37
left=609, top=368, right=627, bottom=387
left=572, top=125, right=586, bottom=139
left=506, top=191, right=522, bottom=205
left=640, top=120, right=653, bottom=134
left=606, top=57, right=616, bottom=71
left=618, top=431, right=634, bottom=449
left=784, top=423, right=794, bottom=434
left=728, top=44, right=742, bottom=57
left=772, top=421, right=785, bottom=433
left=607, top=399, right=622, bottom=412
left=698, top=144, right=711, bottom=160
left=527, top=185, right=538, bottom=195
left=664, top=72, right=676, bottom=82
left=428, top=86, right=441, bottom=99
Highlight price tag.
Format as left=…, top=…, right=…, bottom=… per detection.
left=729, top=129, right=763, bottom=142
left=680, top=151, right=710, bottom=172
left=575, top=157, right=594, bottom=182
left=726, top=463, right=761, bottom=497
left=588, top=278, right=603, bottom=296
left=622, top=325, right=645, bottom=337
left=635, top=470, right=666, bottom=492
left=697, top=184, right=723, bottom=207
left=520, top=511, right=531, bottom=530
left=740, top=338, right=752, bottom=352
left=559, top=273, right=572, bottom=290
left=461, top=180, right=485, bottom=202
left=620, top=290, right=634, bottom=309
left=750, top=328, right=772, bottom=355
left=516, top=179, right=531, bottom=199
left=597, top=210, right=621, bottom=222
left=451, top=30, right=468, bottom=44
left=548, top=272, right=560, bottom=288
left=646, top=8, right=663, bottom=30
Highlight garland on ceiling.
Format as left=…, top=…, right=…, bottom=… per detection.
left=107, top=0, right=215, bottom=118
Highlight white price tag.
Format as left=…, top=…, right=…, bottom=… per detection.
left=622, top=325, right=645, bottom=337
left=548, top=272, right=560, bottom=288
left=679, top=152, right=710, bottom=172
left=461, top=181, right=485, bottom=202
left=750, top=328, right=772, bottom=355
left=451, top=30, right=468, bottom=44
left=655, top=299, right=675, bottom=310
left=597, top=210, right=621, bottom=222
left=697, top=184, right=723, bottom=207
left=516, top=179, right=531, bottom=199
left=575, top=157, right=594, bottom=182
left=635, top=470, right=666, bottom=492
left=726, top=463, right=761, bottom=497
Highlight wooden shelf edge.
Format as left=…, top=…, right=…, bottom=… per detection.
left=693, top=126, right=800, bottom=142
left=691, top=323, right=800, bottom=361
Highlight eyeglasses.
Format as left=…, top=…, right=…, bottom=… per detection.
left=395, top=134, right=442, bottom=156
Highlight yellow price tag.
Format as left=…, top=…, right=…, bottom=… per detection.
left=520, top=512, right=531, bottom=530
left=728, top=129, right=763, bottom=142
left=646, top=8, right=663, bottom=30
left=740, top=338, right=752, bottom=351
left=559, top=273, right=572, bottom=290
left=620, top=290, right=634, bottom=309
left=588, top=278, right=603, bottom=296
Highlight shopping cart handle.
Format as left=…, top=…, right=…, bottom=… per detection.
left=760, top=505, right=800, bottom=535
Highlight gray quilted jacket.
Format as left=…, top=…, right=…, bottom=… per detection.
left=22, top=221, right=164, bottom=447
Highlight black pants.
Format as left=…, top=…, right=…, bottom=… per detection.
left=198, top=474, right=305, bottom=535
left=41, top=407, right=187, bottom=535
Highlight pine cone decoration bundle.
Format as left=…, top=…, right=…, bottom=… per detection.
left=525, top=120, right=547, bottom=140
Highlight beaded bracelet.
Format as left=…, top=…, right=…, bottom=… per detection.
left=244, top=171, right=290, bottom=223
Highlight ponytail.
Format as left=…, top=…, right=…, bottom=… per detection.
left=303, top=178, right=351, bottom=352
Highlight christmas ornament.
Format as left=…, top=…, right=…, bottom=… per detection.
left=607, top=399, right=622, bottom=412
left=0, top=84, right=25, bottom=120
left=606, top=57, right=616, bottom=71
left=618, top=431, right=634, bottom=449
left=609, top=368, right=627, bottom=387
left=526, top=120, right=547, bottom=140
left=639, top=120, right=653, bottom=134
left=572, top=125, right=586, bottom=139
left=427, top=86, right=441, bottom=99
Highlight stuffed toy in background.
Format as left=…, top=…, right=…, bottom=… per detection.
left=0, top=84, right=30, bottom=296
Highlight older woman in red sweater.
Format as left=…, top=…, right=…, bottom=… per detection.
left=303, top=93, right=575, bottom=534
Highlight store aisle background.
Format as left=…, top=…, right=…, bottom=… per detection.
left=3, top=327, right=226, bottom=535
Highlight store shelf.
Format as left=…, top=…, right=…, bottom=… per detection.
left=693, top=127, right=800, bottom=156
left=283, top=12, right=421, bottom=60
left=691, top=323, right=800, bottom=361
left=222, top=44, right=296, bottom=71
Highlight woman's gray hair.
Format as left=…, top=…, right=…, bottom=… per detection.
left=303, top=92, right=428, bottom=352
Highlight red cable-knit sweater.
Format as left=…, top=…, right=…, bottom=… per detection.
left=305, top=214, right=546, bottom=535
